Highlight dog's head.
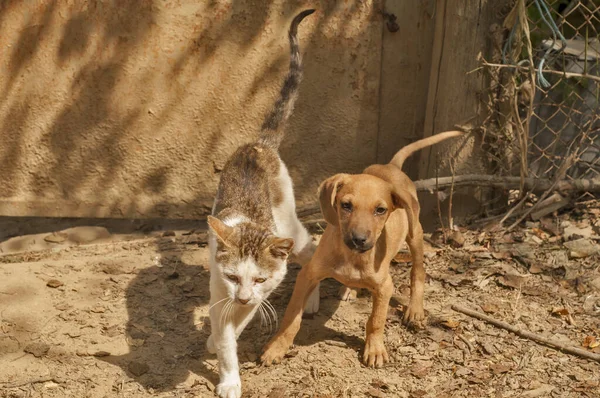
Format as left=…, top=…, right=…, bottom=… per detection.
left=318, top=173, right=418, bottom=253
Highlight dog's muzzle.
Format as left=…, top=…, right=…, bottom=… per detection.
left=345, top=232, right=374, bottom=252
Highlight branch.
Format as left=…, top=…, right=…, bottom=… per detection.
left=481, top=61, right=600, bottom=84
left=1, top=376, right=60, bottom=389
left=452, top=305, right=600, bottom=363
left=296, top=175, right=600, bottom=221
left=414, top=175, right=600, bottom=193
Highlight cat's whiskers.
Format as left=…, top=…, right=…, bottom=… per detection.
left=263, top=299, right=279, bottom=331
left=227, top=300, right=235, bottom=325
left=258, top=304, right=268, bottom=331
left=259, top=301, right=273, bottom=333
left=219, top=299, right=233, bottom=329
left=209, top=296, right=231, bottom=311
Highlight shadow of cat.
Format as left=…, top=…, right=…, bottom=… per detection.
left=99, top=239, right=219, bottom=391
left=100, top=238, right=365, bottom=393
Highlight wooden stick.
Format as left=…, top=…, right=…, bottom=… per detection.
left=1, top=375, right=59, bottom=389
left=481, top=61, right=600, bottom=84
left=414, top=175, right=600, bottom=193
left=452, top=304, right=600, bottom=363
left=296, top=175, right=600, bottom=221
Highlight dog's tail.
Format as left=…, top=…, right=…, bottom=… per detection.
left=389, top=130, right=466, bottom=170
left=258, top=9, right=315, bottom=149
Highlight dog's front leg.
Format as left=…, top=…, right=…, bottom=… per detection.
left=404, top=224, right=425, bottom=326
left=261, top=264, right=321, bottom=366
left=363, top=274, right=393, bottom=368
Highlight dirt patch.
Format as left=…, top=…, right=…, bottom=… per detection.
left=1, top=204, right=600, bottom=397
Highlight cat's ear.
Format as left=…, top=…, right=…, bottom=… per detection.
left=267, top=237, right=295, bottom=259
left=318, top=173, right=349, bottom=225
left=207, top=216, right=234, bottom=248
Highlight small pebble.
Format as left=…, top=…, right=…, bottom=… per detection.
left=46, top=279, right=64, bottom=288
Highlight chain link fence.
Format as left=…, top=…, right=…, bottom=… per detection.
left=481, top=0, right=600, bottom=213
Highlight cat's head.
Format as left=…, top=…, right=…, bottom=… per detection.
left=207, top=216, right=294, bottom=306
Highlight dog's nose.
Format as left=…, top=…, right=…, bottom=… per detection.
left=237, top=298, right=250, bottom=305
left=351, top=234, right=368, bottom=248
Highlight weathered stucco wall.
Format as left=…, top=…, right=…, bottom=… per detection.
left=0, top=0, right=384, bottom=218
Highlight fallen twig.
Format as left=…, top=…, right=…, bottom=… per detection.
left=457, top=333, right=475, bottom=354
left=1, top=375, right=60, bottom=389
left=452, top=304, right=600, bottom=363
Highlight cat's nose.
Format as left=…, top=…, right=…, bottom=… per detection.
left=237, top=298, right=250, bottom=305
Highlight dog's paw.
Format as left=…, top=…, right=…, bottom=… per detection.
left=216, top=380, right=241, bottom=398
left=206, top=334, right=216, bottom=354
left=338, top=286, right=358, bottom=301
left=261, top=336, right=290, bottom=366
left=403, top=302, right=425, bottom=327
left=362, top=336, right=389, bottom=368
left=304, top=282, right=320, bottom=314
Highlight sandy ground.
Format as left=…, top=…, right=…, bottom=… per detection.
left=1, top=203, right=600, bottom=398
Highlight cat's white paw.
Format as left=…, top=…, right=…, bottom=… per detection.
left=304, top=282, right=320, bottom=314
left=207, top=334, right=216, bottom=354
left=338, top=285, right=358, bottom=301
left=216, top=381, right=241, bottom=398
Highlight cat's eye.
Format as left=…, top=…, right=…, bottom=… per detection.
left=341, top=202, right=353, bottom=212
left=375, top=206, right=387, bottom=215
left=254, top=278, right=266, bottom=284
left=226, top=274, right=240, bottom=283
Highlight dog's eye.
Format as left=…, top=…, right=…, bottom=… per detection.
left=341, top=202, right=353, bottom=212
left=226, top=274, right=240, bottom=283
left=254, top=278, right=266, bottom=284
left=375, top=207, right=387, bottom=215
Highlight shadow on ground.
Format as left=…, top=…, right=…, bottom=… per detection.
left=97, top=237, right=359, bottom=392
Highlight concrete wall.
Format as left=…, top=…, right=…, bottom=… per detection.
left=0, top=0, right=385, bottom=218
left=0, top=0, right=502, bottom=221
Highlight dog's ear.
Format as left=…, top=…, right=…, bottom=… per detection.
left=318, top=174, right=349, bottom=225
left=391, top=189, right=420, bottom=239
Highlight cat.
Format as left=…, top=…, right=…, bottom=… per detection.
left=205, top=9, right=317, bottom=398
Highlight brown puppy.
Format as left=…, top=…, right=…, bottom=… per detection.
left=261, top=130, right=465, bottom=368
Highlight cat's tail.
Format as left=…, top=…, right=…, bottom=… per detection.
left=258, top=9, right=315, bottom=149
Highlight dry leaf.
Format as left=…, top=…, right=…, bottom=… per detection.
left=449, top=262, right=466, bottom=273
left=583, top=336, right=598, bottom=348
left=551, top=307, right=570, bottom=317
left=490, top=363, right=512, bottom=374
left=482, top=221, right=502, bottom=232
left=448, top=230, right=465, bottom=248
left=393, top=252, right=412, bottom=263
left=539, top=217, right=560, bottom=236
left=440, top=319, right=460, bottom=329
left=497, top=274, right=527, bottom=290
left=480, top=303, right=499, bottom=314
left=370, top=379, right=389, bottom=390
left=367, top=387, right=385, bottom=398
left=531, top=228, right=548, bottom=240
left=529, top=264, right=543, bottom=274
left=492, top=251, right=512, bottom=260
left=410, top=362, right=431, bottom=379
left=268, top=385, right=287, bottom=398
